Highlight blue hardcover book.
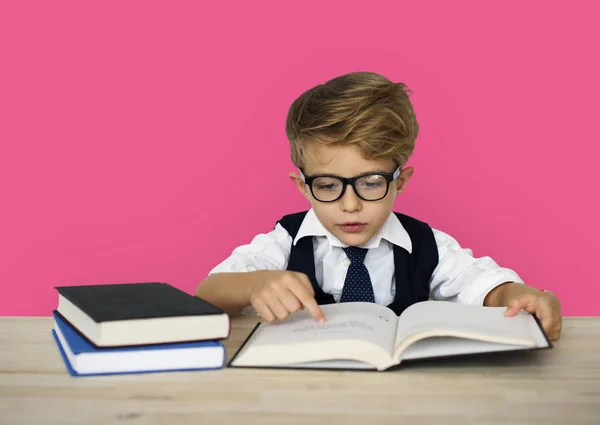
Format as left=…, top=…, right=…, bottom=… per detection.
left=52, top=311, right=225, bottom=376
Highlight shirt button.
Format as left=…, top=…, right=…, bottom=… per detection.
left=344, top=258, right=351, bottom=266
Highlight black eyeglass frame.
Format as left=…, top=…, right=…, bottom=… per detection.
left=299, top=166, right=402, bottom=202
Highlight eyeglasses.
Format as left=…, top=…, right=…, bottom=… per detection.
left=299, top=167, right=401, bottom=202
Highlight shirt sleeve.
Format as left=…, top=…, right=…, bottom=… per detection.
left=209, top=223, right=293, bottom=274
left=428, top=228, right=523, bottom=305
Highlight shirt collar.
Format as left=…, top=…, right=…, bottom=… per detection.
left=293, top=209, right=412, bottom=253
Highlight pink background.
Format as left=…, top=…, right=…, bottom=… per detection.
left=1, top=1, right=598, bottom=317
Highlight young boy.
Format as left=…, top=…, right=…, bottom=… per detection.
left=195, top=72, right=562, bottom=341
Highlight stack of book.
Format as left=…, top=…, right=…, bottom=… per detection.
left=51, top=281, right=230, bottom=376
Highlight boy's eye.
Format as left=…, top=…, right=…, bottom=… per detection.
left=313, top=178, right=342, bottom=192
left=315, top=183, right=339, bottom=191
left=357, top=175, right=386, bottom=190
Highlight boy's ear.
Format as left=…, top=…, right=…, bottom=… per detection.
left=396, top=166, right=415, bottom=195
left=289, top=172, right=310, bottom=199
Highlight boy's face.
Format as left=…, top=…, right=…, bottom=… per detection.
left=290, top=144, right=414, bottom=247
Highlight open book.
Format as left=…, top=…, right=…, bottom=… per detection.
left=229, top=301, right=552, bottom=371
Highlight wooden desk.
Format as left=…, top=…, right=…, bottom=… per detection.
left=0, top=316, right=599, bottom=425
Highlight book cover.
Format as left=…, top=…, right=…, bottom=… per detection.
left=54, top=282, right=230, bottom=346
left=55, top=282, right=224, bottom=322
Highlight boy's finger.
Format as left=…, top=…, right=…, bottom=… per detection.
left=538, top=310, right=561, bottom=340
left=504, top=298, right=525, bottom=316
left=294, top=272, right=315, bottom=295
left=264, top=293, right=293, bottom=320
left=253, top=299, right=276, bottom=323
left=274, top=287, right=303, bottom=313
left=540, top=315, right=558, bottom=340
left=303, top=297, right=326, bottom=323
left=535, top=301, right=562, bottom=341
left=504, top=295, right=537, bottom=316
left=504, top=306, right=521, bottom=316
left=289, top=283, right=326, bottom=323
left=549, top=315, right=562, bottom=340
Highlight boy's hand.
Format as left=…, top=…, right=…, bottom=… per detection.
left=485, top=282, right=562, bottom=341
left=247, top=270, right=326, bottom=324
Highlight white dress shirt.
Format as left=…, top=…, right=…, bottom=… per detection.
left=209, top=209, right=522, bottom=307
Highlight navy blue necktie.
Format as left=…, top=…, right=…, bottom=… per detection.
left=340, top=246, right=375, bottom=303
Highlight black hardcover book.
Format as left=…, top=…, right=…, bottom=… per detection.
left=55, top=282, right=230, bottom=347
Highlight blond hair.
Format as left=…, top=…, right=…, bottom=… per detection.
left=285, top=71, right=419, bottom=168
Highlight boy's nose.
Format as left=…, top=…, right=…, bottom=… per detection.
left=339, top=185, right=362, bottom=212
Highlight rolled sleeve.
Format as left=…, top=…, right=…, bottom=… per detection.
left=209, top=223, right=292, bottom=274
left=429, top=229, right=523, bottom=305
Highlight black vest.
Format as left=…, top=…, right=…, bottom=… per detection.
left=277, top=211, right=439, bottom=315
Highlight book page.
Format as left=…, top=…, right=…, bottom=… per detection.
left=275, top=359, right=377, bottom=370
left=400, top=336, right=536, bottom=361
left=393, top=301, right=542, bottom=357
left=244, top=302, right=398, bottom=354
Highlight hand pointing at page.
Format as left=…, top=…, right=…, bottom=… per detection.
left=248, top=271, right=326, bottom=323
